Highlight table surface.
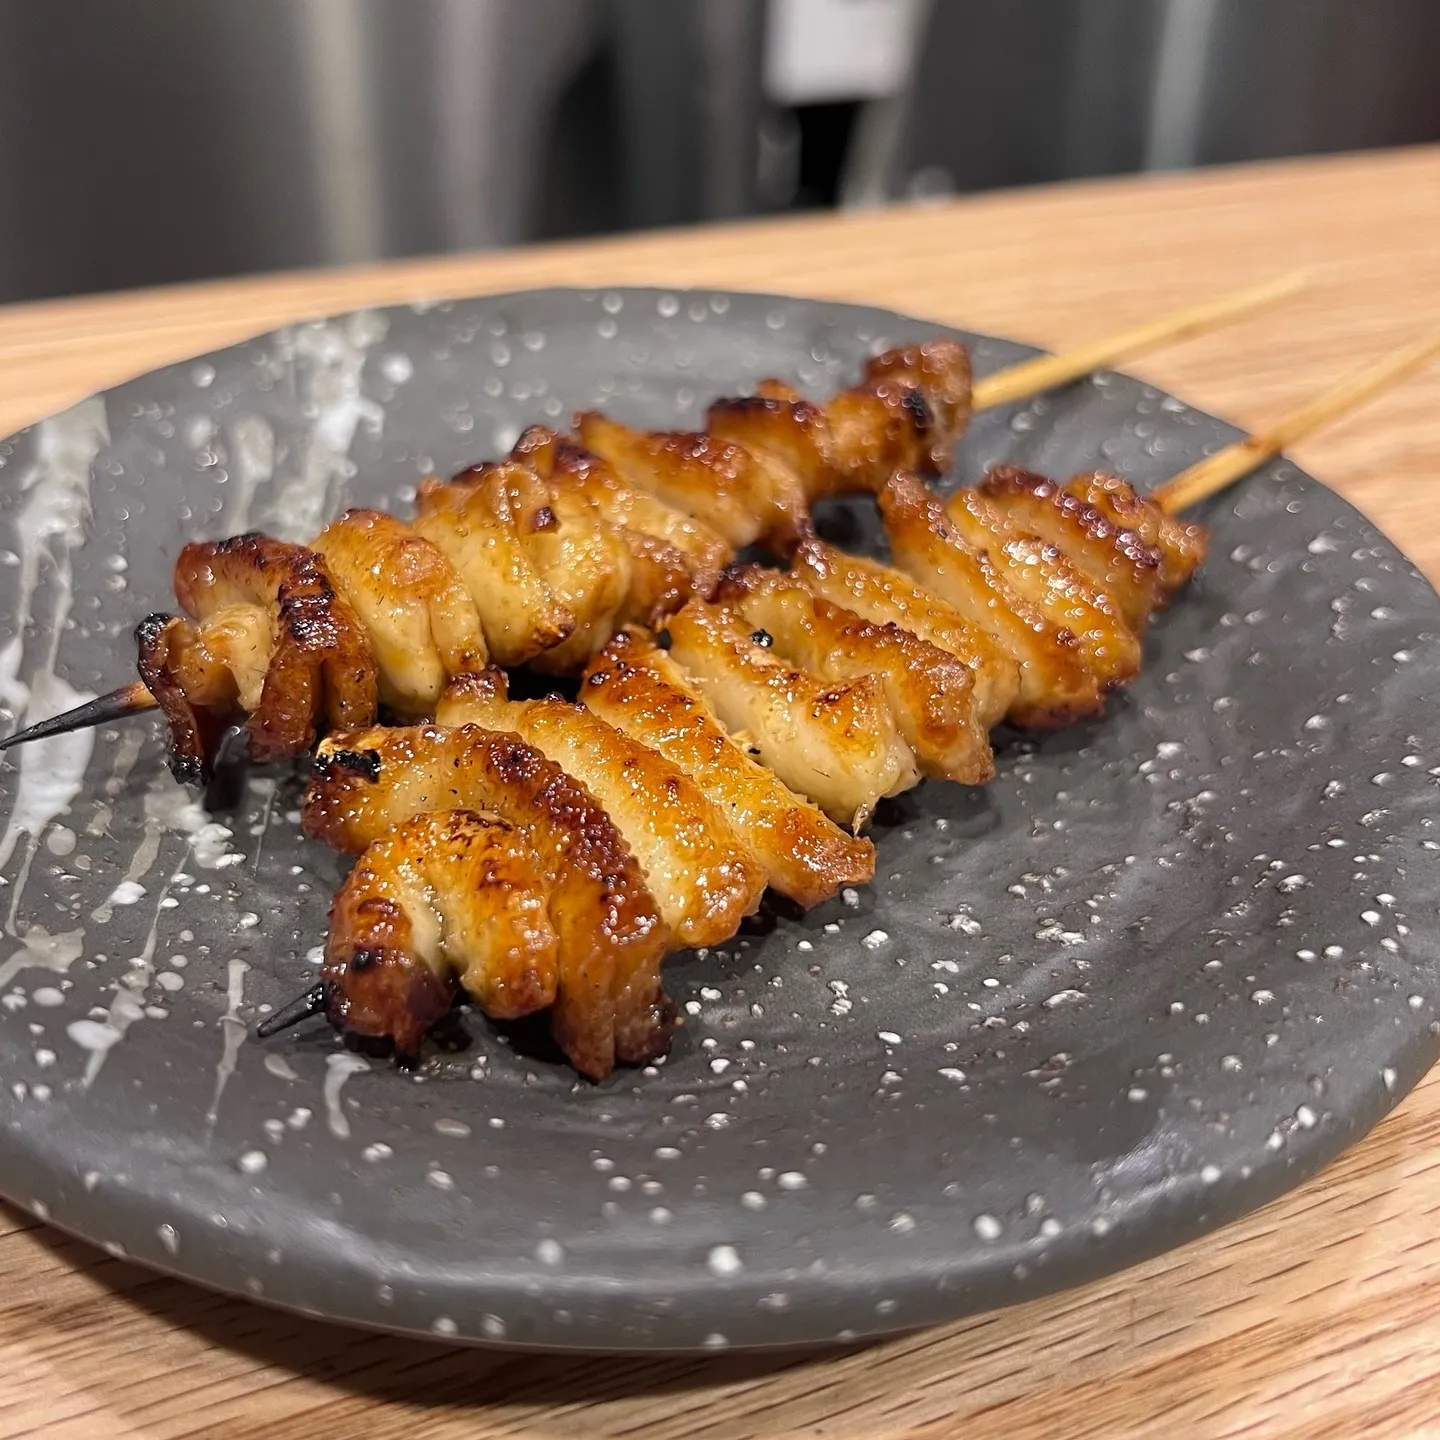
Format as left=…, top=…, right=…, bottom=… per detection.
left=1, top=144, right=1439, bottom=1440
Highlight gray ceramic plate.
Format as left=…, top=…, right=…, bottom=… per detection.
left=0, top=288, right=1436, bottom=1353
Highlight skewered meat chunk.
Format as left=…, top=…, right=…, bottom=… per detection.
left=789, top=538, right=1019, bottom=730
left=940, top=486, right=1142, bottom=692
left=324, top=809, right=560, bottom=1058
left=664, top=598, right=918, bottom=828
left=1062, top=471, right=1209, bottom=593
left=310, top=508, right=489, bottom=719
left=410, top=461, right=574, bottom=666
left=714, top=565, right=994, bottom=785
left=706, top=338, right=972, bottom=502
left=879, top=473, right=1104, bottom=729
left=511, top=426, right=732, bottom=599
left=304, top=724, right=671, bottom=1079
left=582, top=629, right=875, bottom=905
left=976, top=466, right=1163, bottom=630
left=137, top=534, right=377, bottom=781
left=435, top=671, right=767, bottom=947
left=574, top=412, right=808, bottom=549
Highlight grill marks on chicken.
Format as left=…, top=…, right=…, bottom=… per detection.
left=706, top=339, right=972, bottom=503
left=714, top=566, right=994, bottom=788
left=580, top=630, right=876, bottom=909
left=138, top=534, right=377, bottom=783
left=434, top=670, right=767, bottom=948
left=305, top=724, right=672, bottom=1079
left=324, top=809, right=559, bottom=1058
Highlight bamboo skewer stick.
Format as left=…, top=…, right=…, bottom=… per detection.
left=1151, top=328, right=1440, bottom=515
left=972, top=270, right=1310, bottom=412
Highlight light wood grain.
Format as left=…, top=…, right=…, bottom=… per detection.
left=1, top=144, right=1439, bottom=1440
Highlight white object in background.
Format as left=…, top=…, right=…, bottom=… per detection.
left=764, top=0, right=926, bottom=106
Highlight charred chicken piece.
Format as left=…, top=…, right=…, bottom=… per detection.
left=582, top=629, right=876, bottom=906
left=310, top=508, right=489, bottom=719
left=1061, top=471, right=1209, bottom=593
left=411, top=460, right=575, bottom=667
left=511, top=426, right=732, bottom=600
left=137, top=534, right=377, bottom=782
left=788, top=537, right=1019, bottom=730
left=714, top=565, right=994, bottom=785
left=976, top=465, right=1163, bottom=631
left=324, top=809, right=560, bottom=1058
left=435, top=670, right=767, bottom=947
left=706, top=338, right=973, bottom=503
left=574, top=412, right=809, bottom=550
left=940, top=486, right=1142, bottom=693
left=304, top=723, right=671, bottom=1079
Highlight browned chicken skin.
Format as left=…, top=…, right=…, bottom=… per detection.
left=305, top=724, right=672, bottom=1079
left=138, top=534, right=376, bottom=782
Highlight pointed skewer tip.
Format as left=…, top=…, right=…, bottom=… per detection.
left=255, top=983, right=330, bottom=1039
left=0, top=681, right=157, bottom=752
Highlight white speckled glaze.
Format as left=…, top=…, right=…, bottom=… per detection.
left=0, top=289, right=1436, bottom=1352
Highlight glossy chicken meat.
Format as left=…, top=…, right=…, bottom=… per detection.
left=137, top=534, right=377, bottom=782
left=305, top=723, right=672, bottom=1079
left=580, top=629, right=876, bottom=907
left=434, top=670, right=767, bottom=947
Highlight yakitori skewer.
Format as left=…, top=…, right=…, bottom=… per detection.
left=256, top=330, right=1438, bottom=1078
left=0, top=273, right=1313, bottom=772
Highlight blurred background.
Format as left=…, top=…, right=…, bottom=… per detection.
left=0, top=0, right=1435, bottom=304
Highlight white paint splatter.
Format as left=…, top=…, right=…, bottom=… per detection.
left=264, top=312, right=387, bottom=541
left=323, top=1053, right=370, bottom=1139
left=83, top=872, right=175, bottom=1087
left=206, top=958, right=250, bottom=1125
left=223, top=414, right=275, bottom=533
left=0, top=925, right=84, bottom=990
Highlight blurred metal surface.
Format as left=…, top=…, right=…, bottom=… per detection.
left=0, top=0, right=763, bottom=303
left=0, top=0, right=1434, bottom=304
left=897, top=0, right=1440, bottom=200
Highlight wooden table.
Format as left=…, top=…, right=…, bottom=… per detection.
left=1, top=144, right=1439, bottom=1440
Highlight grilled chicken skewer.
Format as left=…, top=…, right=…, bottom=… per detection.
left=241, top=331, right=1440, bottom=1077
left=297, top=673, right=875, bottom=1076
left=0, top=272, right=1310, bottom=771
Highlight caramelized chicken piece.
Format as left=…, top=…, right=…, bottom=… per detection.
left=715, top=565, right=993, bottom=785
left=411, top=462, right=573, bottom=666
left=436, top=671, right=766, bottom=947
left=310, top=508, right=488, bottom=719
left=665, top=598, right=918, bottom=827
left=879, top=473, right=1103, bottom=728
left=137, top=535, right=376, bottom=781
left=304, top=724, right=671, bottom=1078
left=789, top=538, right=1019, bottom=730
left=941, top=486, right=1142, bottom=692
left=325, top=809, right=560, bottom=1057
left=512, top=426, right=732, bottom=599
left=582, top=630, right=874, bottom=907
left=575, top=411, right=808, bottom=549
left=1062, top=471, right=1209, bottom=593
left=977, top=465, right=1162, bottom=630
left=707, top=338, right=973, bottom=502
